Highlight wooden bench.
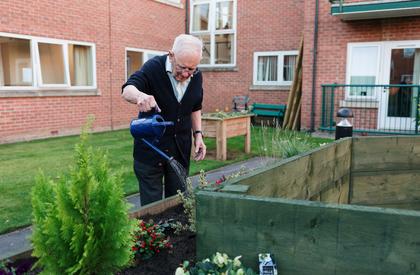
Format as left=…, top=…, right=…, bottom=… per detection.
left=251, top=103, right=286, bottom=125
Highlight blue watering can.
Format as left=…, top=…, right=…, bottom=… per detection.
left=130, top=114, right=174, bottom=161
left=130, top=114, right=174, bottom=143
left=129, top=113, right=188, bottom=190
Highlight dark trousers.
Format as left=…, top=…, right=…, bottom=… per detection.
left=134, top=159, right=186, bottom=206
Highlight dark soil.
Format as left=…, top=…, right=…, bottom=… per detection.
left=119, top=204, right=195, bottom=275
left=2, top=205, right=194, bottom=275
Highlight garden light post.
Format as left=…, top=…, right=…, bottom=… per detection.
left=335, top=107, right=353, bottom=140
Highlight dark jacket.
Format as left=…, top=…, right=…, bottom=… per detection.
left=122, top=55, right=203, bottom=168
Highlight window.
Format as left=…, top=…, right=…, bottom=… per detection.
left=0, top=36, right=32, bottom=86
left=347, top=44, right=380, bottom=98
left=253, top=51, right=298, bottom=86
left=190, top=0, right=236, bottom=67
left=0, top=32, right=96, bottom=92
left=125, top=48, right=166, bottom=80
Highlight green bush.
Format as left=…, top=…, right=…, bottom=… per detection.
left=31, top=125, right=134, bottom=274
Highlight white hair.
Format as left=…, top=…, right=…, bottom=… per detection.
left=172, top=34, right=203, bottom=59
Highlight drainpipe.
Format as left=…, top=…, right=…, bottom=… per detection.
left=185, top=0, right=189, bottom=34
left=108, top=0, right=114, bottom=130
left=310, top=0, right=319, bottom=132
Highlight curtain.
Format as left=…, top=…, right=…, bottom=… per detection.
left=0, top=45, right=4, bottom=86
left=284, top=55, right=296, bottom=81
left=73, top=45, right=92, bottom=86
left=257, top=56, right=277, bottom=82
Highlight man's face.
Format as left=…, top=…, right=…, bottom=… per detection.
left=170, top=51, right=201, bottom=82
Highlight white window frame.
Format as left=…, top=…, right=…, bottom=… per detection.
left=0, top=32, right=97, bottom=92
left=253, top=51, right=298, bottom=86
left=346, top=42, right=382, bottom=100
left=125, top=47, right=166, bottom=81
left=155, top=0, right=182, bottom=7
left=190, top=0, right=237, bottom=68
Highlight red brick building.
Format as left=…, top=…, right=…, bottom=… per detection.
left=2, top=0, right=419, bottom=143
left=301, top=0, right=420, bottom=133
left=0, top=0, right=185, bottom=143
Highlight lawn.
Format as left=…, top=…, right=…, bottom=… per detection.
left=0, top=127, right=332, bottom=234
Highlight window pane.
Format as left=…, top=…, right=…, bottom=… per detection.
left=349, top=46, right=378, bottom=96
left=198, top=35, right=210, bottom=64
left=257, top=56, right=278, bottom=82
left=215, top=34, right=233, bottom=64
left=283, top=55, right=297, bottom=82
left=216, top=1, right=233, bottom=30
left=126, top=51, right=144, bottom=79
left=39, top=42, right=65, bottom=84
left=69, top=44, right=93, bottom=86
left=0, top=37, right=32, bottom=86
left=192, top=4, right=209, bottom=31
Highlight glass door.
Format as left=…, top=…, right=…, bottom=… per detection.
left=379, top=41, right=420, bottom=132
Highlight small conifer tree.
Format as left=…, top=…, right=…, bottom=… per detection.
left=31, top=121, right=134, bottom=274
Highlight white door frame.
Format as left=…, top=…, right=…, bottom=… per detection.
left=379, top=40, right=420, bottom=130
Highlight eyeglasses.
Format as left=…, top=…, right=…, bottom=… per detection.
left=175, top=63, right=199, bottom=75
left=172, top=55, right=200, bottom=75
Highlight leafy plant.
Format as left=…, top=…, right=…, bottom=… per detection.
left=255, top=124, right=319, bottom=159
left=131, top=220, right=172, bottom=259
left=202, top=111, right=250, bottom=120
left=0, top=260, right=16, bottom=275
left=175, top=252, right=256, bottom=275
left=175, top=167, right=249, bottom=234
left=175, top=177, right=197, bottom=233
left=31, top=120, right=134, bottom=274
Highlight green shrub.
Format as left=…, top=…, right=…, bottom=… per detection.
left=131, top=219, right=172, bottom=259
left=31, top=124, right=134, bottom=274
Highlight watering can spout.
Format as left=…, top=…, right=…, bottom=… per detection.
left=130, top=114, right=174, bottom=143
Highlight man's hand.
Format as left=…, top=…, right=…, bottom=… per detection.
left=122, top=85, right=160, bottom=112
left=136, top=93, right=161, bottom=112
left=193, top=134, right=206, bottom=161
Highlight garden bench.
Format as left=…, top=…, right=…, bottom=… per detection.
left=251, top=102, right=286, bottom=125
left=232, top=95, right=249, bottom=112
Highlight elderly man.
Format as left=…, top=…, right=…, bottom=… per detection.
left=122, top=34, right=206, bottom=206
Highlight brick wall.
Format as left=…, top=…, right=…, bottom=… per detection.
left=0, top=0, right=185, bottom=143
left=301, top=0, right=420, bottom=130
left=201, top=0, right=304, bottom=113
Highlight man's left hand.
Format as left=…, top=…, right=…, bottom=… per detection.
left=193, top=134, right=206, bottom=161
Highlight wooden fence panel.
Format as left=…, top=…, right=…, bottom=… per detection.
left=196, top=192, right=420, bottom=274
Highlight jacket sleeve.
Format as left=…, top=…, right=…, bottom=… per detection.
left=192, top=73, right=203, bottom=112
left=121, top=59, right=154, bottom=95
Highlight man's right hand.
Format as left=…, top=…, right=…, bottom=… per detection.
left=136, top=93, right=161, bottom=113
left=122, top=85, right=160, bottom=112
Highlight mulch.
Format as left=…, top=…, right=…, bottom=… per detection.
left=119, top=204, right=195, bottom=275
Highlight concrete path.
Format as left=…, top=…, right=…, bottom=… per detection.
left=0, top=156, right=274, bottom=261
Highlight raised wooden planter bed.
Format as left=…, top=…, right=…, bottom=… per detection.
left=201, top=113, right=253, bottom=160
left=196, top=136, right=420, bottom=274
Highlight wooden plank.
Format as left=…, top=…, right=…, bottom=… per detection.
left=196, top=191, right=420, bottom=274
left=245, top=140, right=351, bottom=200
left=315, top=174, right=350, bottom=204
left=291, top=203, right=340, bottom=274
left=351, top=170, right=420, bottom=207
left=335, top=206, right=420, bottom=274
left=245, top=116, right=251, bottom=153
left=352, top=136, right=420, bottom=172
left=201, top=119, right=217, bottom=137
left=215, top=120, right=227, bottom=160
left=129, top=195, right=179, bottom=219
